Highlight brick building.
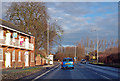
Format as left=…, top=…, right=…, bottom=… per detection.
left=0, top=19, right=35, bottom=68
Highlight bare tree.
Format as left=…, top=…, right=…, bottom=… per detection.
left=104, top=40, right=107, bottom=51
left=115, top=39, right=118, bottom=47
left=90, top=40, right=94, bottom=52
left=5, top=2, right=63, bottom=55
left=111, top=39, right=114, bottom=48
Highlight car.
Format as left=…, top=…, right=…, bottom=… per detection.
left=81, top=59, right=86, bottom=64
left=61, top=58, right=74, bottom=69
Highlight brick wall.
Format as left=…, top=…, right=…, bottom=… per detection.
left=0, top=47, right=35, bottom=68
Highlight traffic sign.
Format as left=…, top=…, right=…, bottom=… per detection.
left=74, top=57, right=77, bottom=59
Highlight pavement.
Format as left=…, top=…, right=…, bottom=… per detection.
left=25, top=62, right=120, bottom=81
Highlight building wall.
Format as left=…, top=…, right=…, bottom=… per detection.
left=0, top=46, right=35, bottom=68
left=35, top=55, right=47, bottom=66
left=0, top=26, right=35, bottom=68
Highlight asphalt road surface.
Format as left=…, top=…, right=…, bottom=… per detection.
left=32, top=63, right=120, bottom=81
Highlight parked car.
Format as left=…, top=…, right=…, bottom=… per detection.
left=81, top=59, right=86, bottom=64
left=61, top=58, right=74, bottom=69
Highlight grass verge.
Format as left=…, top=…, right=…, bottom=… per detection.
left=89, top=62, right=120, bottom=68
left=2, top=66, right=47, bottom=81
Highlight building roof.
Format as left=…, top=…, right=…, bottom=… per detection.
left=0, top=19, right=34, bottom=37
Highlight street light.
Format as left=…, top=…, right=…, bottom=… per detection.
left=97, top=32, right=99, bottom=63
left=74, top=42, right=77, bottom=62
left=91, top=30, right=99, bottom=63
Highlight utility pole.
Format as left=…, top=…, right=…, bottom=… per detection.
left=47, top=20, right=49, bottom=56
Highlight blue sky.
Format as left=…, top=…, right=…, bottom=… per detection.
left=1, top=2, right=118, bottom=48
left=46, top=2, right=118, bottom=47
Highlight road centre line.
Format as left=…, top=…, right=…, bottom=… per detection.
left=32, top=64, right=60, bottom=81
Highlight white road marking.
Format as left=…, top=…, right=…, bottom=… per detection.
left=77, top=64, right=112, bottom=80
left=85, top=67, right=111, bottom=80
left=99, top=74, right=111, bottom=80
left=32, top=64, right=60, bottom=81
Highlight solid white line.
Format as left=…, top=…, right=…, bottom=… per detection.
left=78, top=63, right=114, bottom=80
left=85, top=67, right=111, bottom=80
left=32, top=70, right=50, bottom=81
left=32, top=64, right=60, bottom=81
left=99, top=74, right=111, bottom=80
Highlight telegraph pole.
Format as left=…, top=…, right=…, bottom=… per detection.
left=47, top=20, right=49, bottom=55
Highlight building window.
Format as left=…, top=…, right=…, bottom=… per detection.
left=18, top=51, right=21, bottom=62
left=31, top=53, right=34, bottom=62
left=0, top=28, right=3, bottom=39
left=32, top=38, right=34, bottom=43
left=0, top=48, right=3, bottom=61
left=12, top=50, right=15, bottom=61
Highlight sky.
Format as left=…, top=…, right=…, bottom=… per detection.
left=0, top=0, right=119, bottom=2
left=1, top=1, right=119, bottom=49
left=46, top=2, right=118, bottom=47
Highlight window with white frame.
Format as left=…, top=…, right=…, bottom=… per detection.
left=0, top=48, right=3, bottom=61
left=32, top=38, right=34, bottom=49
left=12, top=50, right=15, bottom=61
left=0, top=28, right=3, bottom=39
left=18, top=51, right=21, bottom=62
left=31, top=53, right=34, bottom=62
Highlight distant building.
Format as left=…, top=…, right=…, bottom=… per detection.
left=48, top=54, right=54, bottom=65
left=0, top=19, right=35, bottom=68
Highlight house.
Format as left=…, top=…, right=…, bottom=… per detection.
left=35, top=55, right=47, bottom=65
left=0, top=19, right=35, bottom=68
left=35, top=50, right=47, bottom=65
left=47, top=54, right=54, bottom=65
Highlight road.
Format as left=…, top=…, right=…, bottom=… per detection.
left=31, top=63, right=119, bottom=81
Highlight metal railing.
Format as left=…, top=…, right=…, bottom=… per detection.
left=0, top=36, right=34, bottom=50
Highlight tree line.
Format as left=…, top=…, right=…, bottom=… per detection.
left=54, top=37, right=119, bottom=61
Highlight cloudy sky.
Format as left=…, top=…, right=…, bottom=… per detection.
left=1, top=1, right=118, bottom=48
left=46, top=2, right=118, bottom=47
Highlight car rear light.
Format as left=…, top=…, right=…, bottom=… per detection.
left=73, top=62, right=74, bottom=64
left=61, top=62, right=63, bottom=65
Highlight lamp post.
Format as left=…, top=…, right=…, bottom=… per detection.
left=74, top=42, right=77, bottom=62
left=91, top=30, right=99, bottom=63
left=97, top=32, right=99, bottom=63
left=75, top=44, right=76, bottom=62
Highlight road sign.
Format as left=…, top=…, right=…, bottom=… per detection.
left=74, top=57, right=77, bottom=59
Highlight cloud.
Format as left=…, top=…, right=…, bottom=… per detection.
left=1, top=0, right=120, bottom=2
left=47, top=7, right=63, bottom=14
left=2, top=2, right=118, bottom=47
left=93, top=12, right=118, bottom=32
left=2, top=2, right=11, bottom=19
left=0, top=2, right=2, bottom=18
